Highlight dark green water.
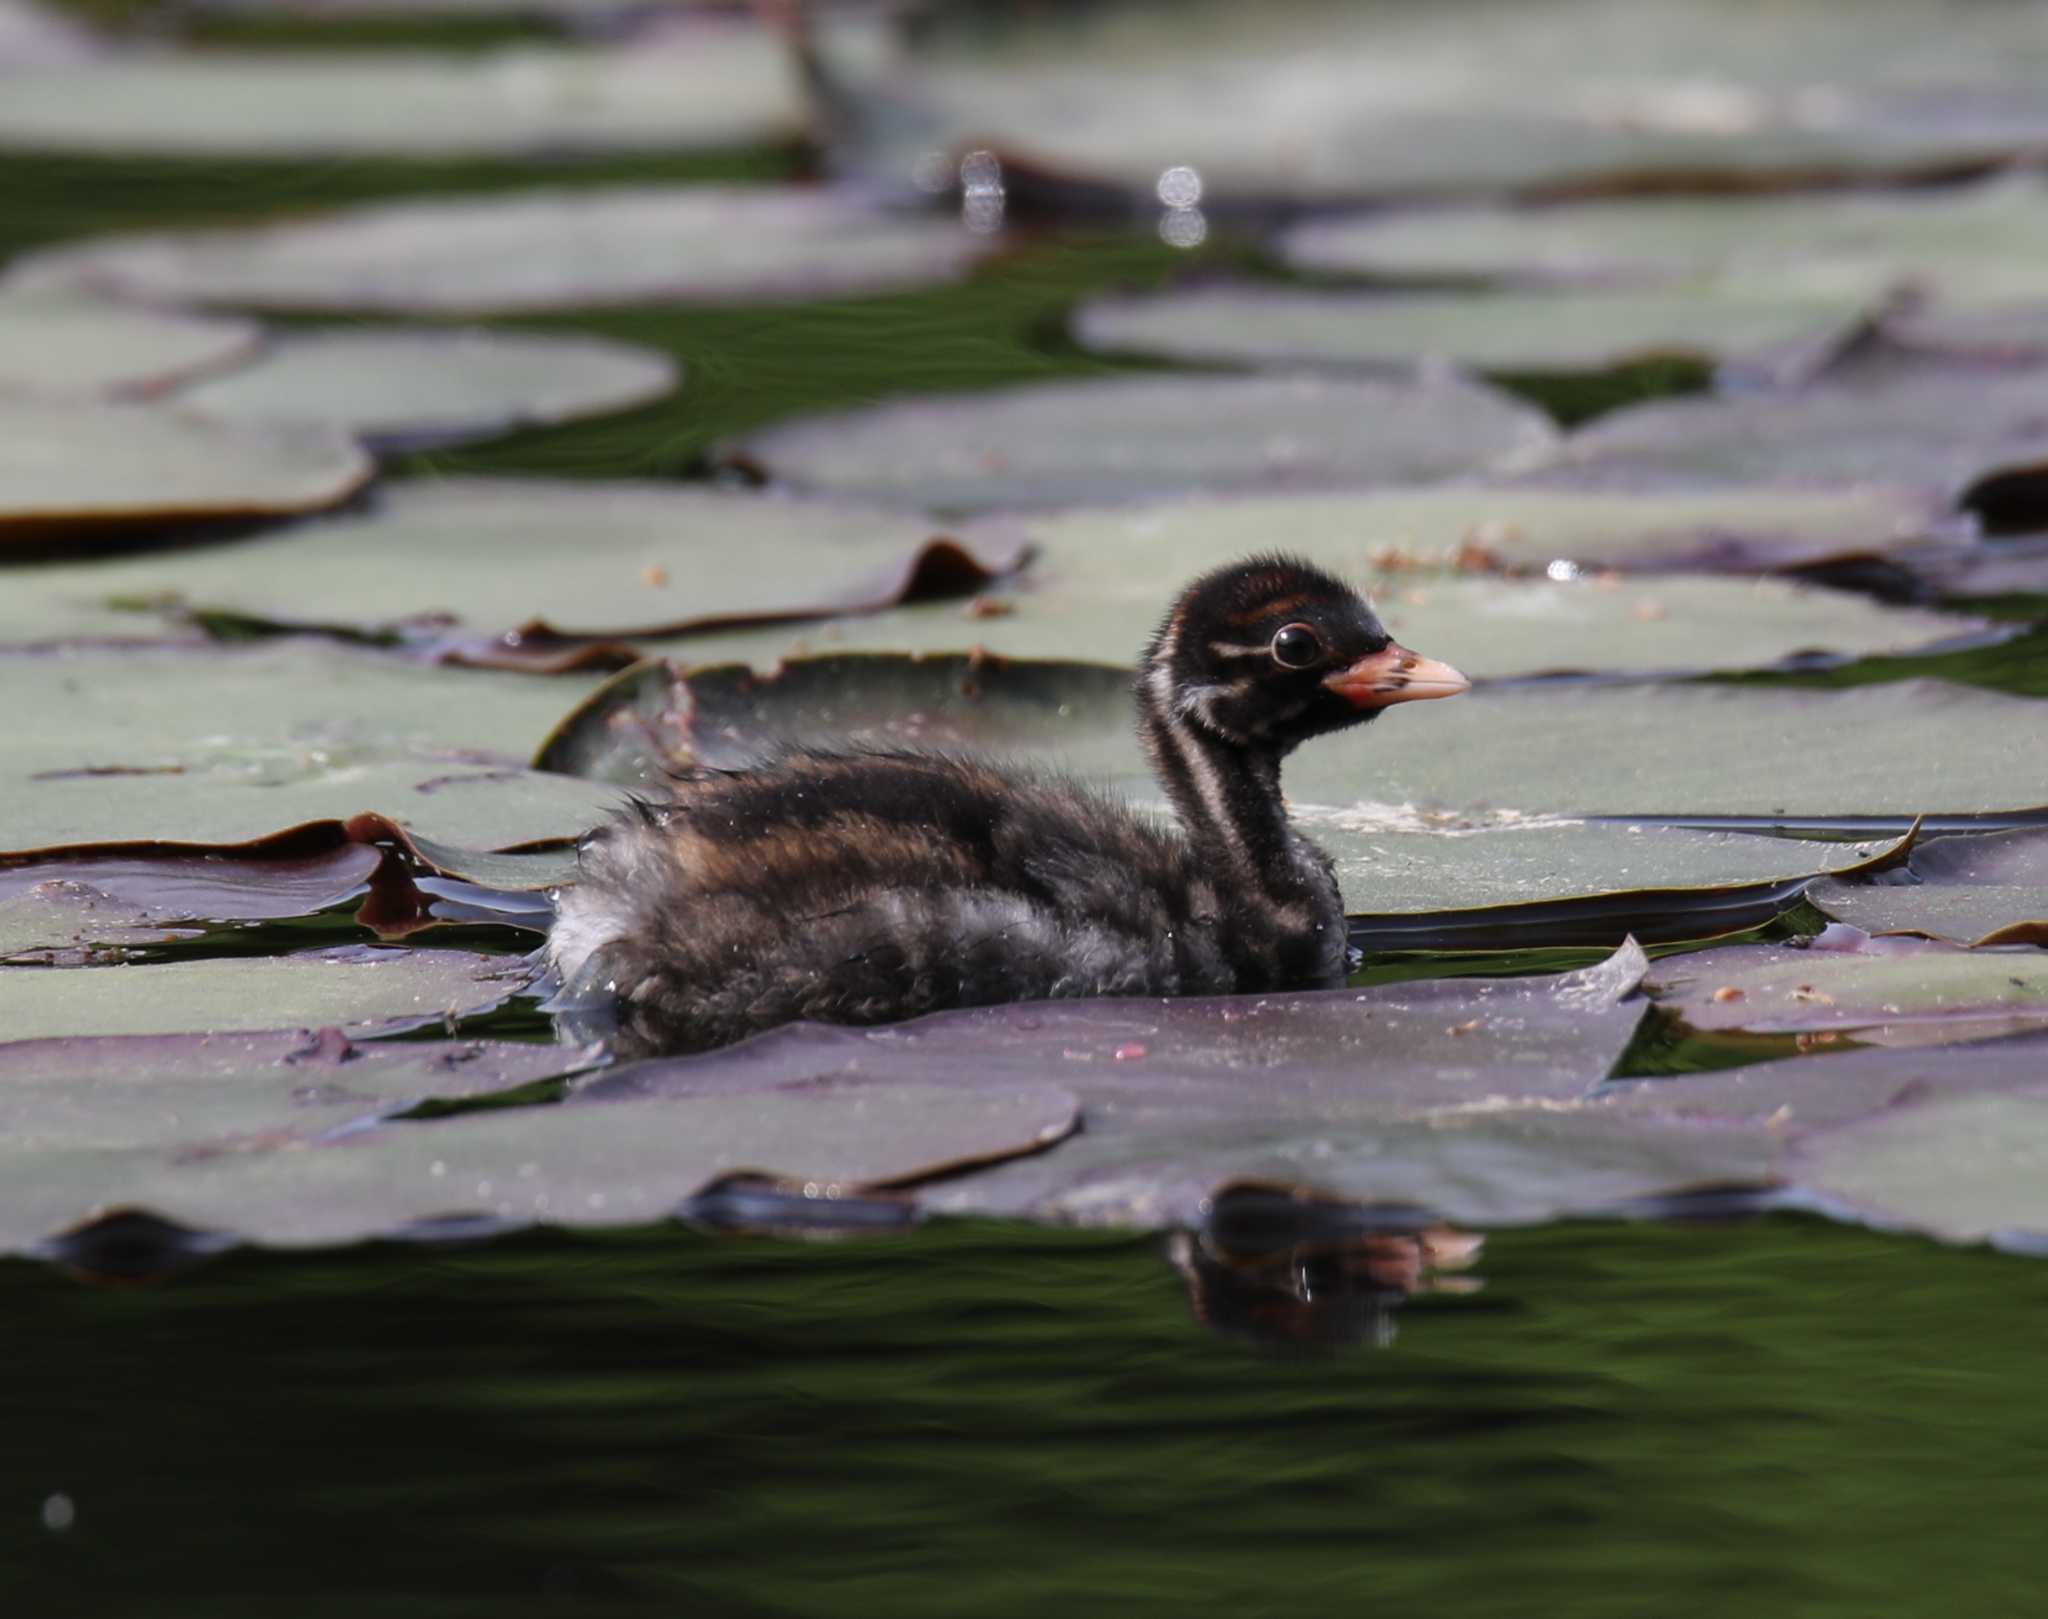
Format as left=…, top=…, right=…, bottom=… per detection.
left=7, top=1216, right=2048, bottom=1617
left=8, top=21, right=2048, bottom=1608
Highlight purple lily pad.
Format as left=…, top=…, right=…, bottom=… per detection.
left=1812, top=827, right=2048, bottom=946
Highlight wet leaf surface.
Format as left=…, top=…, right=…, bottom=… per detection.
left=1645, top=930, right=2048, bottom=1041
left=173, top=327, right=679, bottom=453
left=0, top=25, right=812, bottom=157
left=8, top=183, right=993, bottom=314
left=0, top=0, right=91, bottom=68
left=1550, top=352, right=2048, bottom=512
left=1073, top=284, right=1872, bottom=380
left=1787, top=1069, right=2048, bottom=1243
left=0, top=943, right=529, bottom=1042
left=732, top=373, right=1559, bottom=511
left=0, top=287, right=260, bottom=400
left=0, top=398, right=373, bottom=543
left=0, top=643, right=618, bottom=849
left=0, top=478, right=1026, bottom=651
left=1811, top=828, right=2048, bottom=945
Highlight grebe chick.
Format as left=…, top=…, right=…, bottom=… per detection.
left=548, top=555, right=1468, bottom=1058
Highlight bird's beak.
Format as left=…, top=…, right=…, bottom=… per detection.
left=1322, top=643, right=1471, bottom=709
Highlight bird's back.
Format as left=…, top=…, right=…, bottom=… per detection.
left=548, top=748, right=1243, bottom=1057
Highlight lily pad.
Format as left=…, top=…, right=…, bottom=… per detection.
left=0, top=29, right=810, bottom=157
left=731, top=373, right=1559, bottom=511
left=0, top=842, right=380, bottom=962
left=0, top=643, right=618, bottom=851
left=1072, top=283, right=1872, bottom=382
left=1551, top=353, right=2048, bottom=512
left=1811, top=828, right=2048, bottom=946
left=0, top=478, right=1026, bottom=653
left=817, top=0, right=2048, bottom=208
left=174, top=328, right=680, bottom=453
left=574, top=944, right=1777, bottom=1228
left=1646, top=932, right=2048, bottom=1041
left=1279, top=174, right=2048, bottom=302
left=0, top=399, right=373, bottom=544
left=1787, top=1077, right=2048, bottom=1245
left=8, top=184, right=992, bottom=315
left=0, top=944, right=529, bottom=1042
left=0, top=288, right=260, bottom=401
left=1, top=1073, right=1079, bottom=1255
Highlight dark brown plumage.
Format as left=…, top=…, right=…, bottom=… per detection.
left=547, top=556, right=1468, bottom=1057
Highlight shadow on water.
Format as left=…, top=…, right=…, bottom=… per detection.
left=5, top=1212, right=2048, bottom=1617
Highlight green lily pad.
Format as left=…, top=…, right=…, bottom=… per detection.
left=8, top=184, right=992, bottom=315
left=0, top=399, right=373, bottom=544
left=0, top=288, right=260, bottom=402
left=0, top=643, right=618, bottom=851
left=1280, top=174, right=2048, bottom=303
left=3, top=1073, right=1079, bottom=1254
left=535, top=651, right=1938, bottom=929
left=0, top=478, right=1026, bottom=652
left=1811, top=828, right=2048, bottom=946
left=1886, top=301, right=2048, bottom=361
left=174, top=328, right=679, bottom=453
left=1787, top=1078, right=2048, bottom=1245
left=0, top=944, right=529, bottom=1042
left=731, top=373, right=1559, bottom=511
left=816, top=0, right=2048, bottom=208
left=1072, top=283, right=1872, bottom=382
left=1646, top=933, right=2048, bottom=1040
left=1553, top=353, right=2048, bottom=510
left=0, top=27, right=811, bottom=157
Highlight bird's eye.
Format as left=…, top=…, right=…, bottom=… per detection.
left=1270, top=623, right=1324, bottom=669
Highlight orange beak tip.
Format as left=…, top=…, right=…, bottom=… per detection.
left=1323, top=644, right=1471, bottom=710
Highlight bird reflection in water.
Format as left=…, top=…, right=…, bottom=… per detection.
left=1170, top=1187, right=1483, bottom=1351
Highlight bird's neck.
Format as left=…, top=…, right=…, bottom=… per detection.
left=1136, top=667, right=1328, bottom=920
